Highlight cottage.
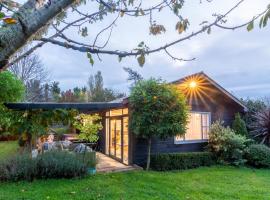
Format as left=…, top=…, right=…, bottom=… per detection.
left=6, top=72, right=247, bottom=166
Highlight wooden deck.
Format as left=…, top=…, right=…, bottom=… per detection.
left=96, top=152, right=142, bottom=173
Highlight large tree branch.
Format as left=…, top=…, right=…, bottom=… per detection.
left=0, top=0, right=76, bottom=71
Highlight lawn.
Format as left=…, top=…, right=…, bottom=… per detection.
left=0, top=141, right=269, bottom=200
left=0, top=141, right=18, bottom=161
left=0, top=166, right=270, bottom=200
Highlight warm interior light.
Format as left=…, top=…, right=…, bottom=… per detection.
left=189, top=81, right=197, bottom=88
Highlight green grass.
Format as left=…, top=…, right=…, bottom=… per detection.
left=0, top=141, right=18, bottom=161
left=0, top=166, right=270, bottom=200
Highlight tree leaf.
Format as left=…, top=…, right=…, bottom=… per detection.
left=139, top=9, right=145, bottom=16
left=81, top=27, right=88, bottom=37
left=207, top=27, right=211, bottom=34
left=118, top=56, right=123, bottom=62
left=137, top=54, right=145, bottom=67
left=0, top=12, right=5, bottom=19
left=87, top=52, right=94, bottom=66
left=263, top=14, right=269, bottom=27
left=259, top=16, right=264, bottom=28
left=247, top=20, right=254, bottom=32
left=3, top=17, right=17, bottom=24
left=120, top=10, right=125, bottom=17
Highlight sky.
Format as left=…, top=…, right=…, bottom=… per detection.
left=32, top=0, right=270, bottom=99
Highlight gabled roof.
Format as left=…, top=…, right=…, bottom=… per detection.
left=171, top=71, right=248, bottom=111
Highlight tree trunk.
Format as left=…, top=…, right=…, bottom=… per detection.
left=0, top=0, right=75, bottom=70
left=146, top=137, right=152, bottom=171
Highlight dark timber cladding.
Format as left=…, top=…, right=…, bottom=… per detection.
left=5, top=103, right=123, bottom=111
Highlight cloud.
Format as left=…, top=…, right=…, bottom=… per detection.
left=33, top=0, right=270, bottom=98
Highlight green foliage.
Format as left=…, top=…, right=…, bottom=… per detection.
left=150, top=152, right=216, bottom=171
left=87, top=52, right=94, bottom=66
left=246, top=144, right=270, bottom=168
left=232, top=113, right=248, bottom=136
left=12, top=109, right=78, bottom=147
left=0, top=105, right=15, bottom=132
left=0, top=71, right=25, bottom=103
left=130, top=78, right=189, bottom=169
left=0, top=71, right=24, bottom=132
left=73, top=114, right=103, bottom=143
left=0, top=151, right=88, bottom=182
left=208, top=121, right=250, bottom=166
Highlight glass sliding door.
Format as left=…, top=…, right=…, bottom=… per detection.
left=109, top=119, right=116, bottom=157
left=115, top=119, right=122, bottom=160
left=123, top=117, right=129, bottom=165
left=105, top=108, right=129, bottom=164
left=109, top=118, right=122, bottom=161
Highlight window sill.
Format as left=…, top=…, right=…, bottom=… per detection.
left=174, top=139, right=208, bottom=145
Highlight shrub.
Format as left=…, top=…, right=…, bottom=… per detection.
left=0, top=154, right=37, bottom=182
left=208, top=121, right=249, bottom=166
left=246, top=144, right=270, bottom=168
left=36, top=151, right=87, bottom=179
left=0, top=151, right=88, bottom=182
left=150, top=152, right=216, bottom=171
left=232, top=113, right=248, bottom=136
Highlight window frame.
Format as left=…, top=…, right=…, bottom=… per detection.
left=174, top=111, right=211, bottom=144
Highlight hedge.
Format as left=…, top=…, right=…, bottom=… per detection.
left=246, top=144, right=270, bottom=168
left=150, top=152, right=216, bottom=171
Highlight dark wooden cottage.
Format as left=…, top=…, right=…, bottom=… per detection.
left=6, top=72, right=247, bottom=166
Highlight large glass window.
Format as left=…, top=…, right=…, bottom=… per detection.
left=175, top=112, right=210, bottom=144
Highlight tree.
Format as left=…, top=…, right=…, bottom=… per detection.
left=241, top=98, right=267, bottom=127
left=9, top=48, right=49, bottom=85
left=129, top=78, right=189, bottom=170
left=232, top=113, right=248, bottom=136
left=0, top=71, right=25, bottom=103
left=88, top=71, right=125, bottom=102
left=123, top=67, right=143, bottom=87
left=1, top=0, right=269, bottom=70
left=25, top=79, right=44, bottom=102
left=73, top=114, right=103, bottom=143
left=0, top=71, right=25, bottom=133
left=59, top=87, right=88, bottom=102
left=50, top=81, right=61, bottom=102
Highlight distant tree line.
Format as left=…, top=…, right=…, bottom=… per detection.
left=9, top=49, right=125, bottom=103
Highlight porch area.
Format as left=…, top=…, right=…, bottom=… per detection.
left=96, top=152, right=142, bottom=173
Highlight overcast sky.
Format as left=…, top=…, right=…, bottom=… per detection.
left=33, top=0, right=270, bottom=98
